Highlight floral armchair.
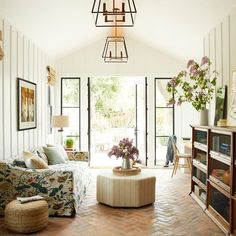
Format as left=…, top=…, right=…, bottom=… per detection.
left=0, top=153, right=91, bottom=216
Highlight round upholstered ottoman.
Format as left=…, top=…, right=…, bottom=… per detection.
left=97, top=171, right=156, bottom=207
left=5, top=200, right=48, bottom=233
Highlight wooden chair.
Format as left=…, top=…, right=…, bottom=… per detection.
left=171, top=142, right=192, bottom=178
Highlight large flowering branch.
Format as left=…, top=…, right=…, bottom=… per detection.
left=166, top=56, right=217, bottom=111
left=108, top=138, right=139, bottom=161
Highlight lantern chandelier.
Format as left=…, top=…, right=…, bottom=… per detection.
left=92, top=0, right=137, bottom=27
left=102, top=27, right=128, bottom=63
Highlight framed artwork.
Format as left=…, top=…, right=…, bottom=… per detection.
left=18, top=78, right=37, bottom=131
left=230, top=71, right=236, bottom=120
left=214, top=85, right=227, bottom=125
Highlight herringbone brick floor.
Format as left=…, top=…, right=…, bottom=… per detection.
left=0, top=168, right=224, bottom=236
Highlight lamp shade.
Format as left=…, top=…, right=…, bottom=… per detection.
left=52, top=115, right=70, bottom=130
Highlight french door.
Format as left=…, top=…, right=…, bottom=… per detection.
left=155, top=78, right=175, bottom=165
left=88, top=77, right=147, bottom=167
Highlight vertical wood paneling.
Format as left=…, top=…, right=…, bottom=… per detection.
left=11, top=27, right=18, bottom=157
left=230, top=8, right=236, bottom=76
left=28, top=42, right=34, bottom=150
left=208, top=30, right=216, bottom=125
left=37, top=50, right=42, bottom=145
left=17, top=32, right=24, bottom=154
left=3, top=20, right=12, bottom=159
left=0, top=18, right=4, bottom=159
left=33, top=46, right=37, bottom=147
left=23, top=37, right=29, bottom=151
left=229, top=8, right=236, bottom=125
left=215, top=23, right=223, bottom=87
left=222, top=17, right=230, bottom=89
left=41, top=55, right=45, bottom=144
left=204, top=7, right=236, bottom=126
left=0, top=18, right=54, bottom=160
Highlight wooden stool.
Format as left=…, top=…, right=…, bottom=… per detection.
left=171, top=143, right=192, bottom=178
left=5, top=200, right=48, bottom=233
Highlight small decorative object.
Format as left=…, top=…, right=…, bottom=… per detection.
left=166, top=56, right=217, bottom=125
left=65, top=138, right=74, bottom=149
left=214, top=86, right=227, bottom=125
left=108, top=138, right=139, bottom=169
left=47, top=66, right=57, bottom=85
left=217, top=119, right=227, bottom=127
left=92, top=0, right=137, bottom=27
left=223, top=170, right=230, bottom=185
left=230, top=70, right=236, bottom=120
left=18, top=78, right=37, bottom=131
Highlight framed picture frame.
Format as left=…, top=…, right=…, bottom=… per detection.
left=18, top=78, right=37, bottom=131
left=214, top=85, right=227, bottom=125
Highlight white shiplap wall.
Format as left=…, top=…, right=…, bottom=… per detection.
left=0, top=17, right=54, bottom=160
left=204, top=7, right=236, bottom=126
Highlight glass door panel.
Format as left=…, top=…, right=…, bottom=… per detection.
left=155, top=109, right=173, bottom=136
left=136, top=81, right=146, bottom=165
left=193, top=183, right=206, bottom=204
left=194, top=130, right=207, bottom=145
left=193, top=166, right=207, bottom=185
left=194, top=149, right=207, bottom=166
left=155, top=78, right=174, bottom=165
left=211, top=133, right=231, bottom=157
left=61, top=78, right=80, bottom=150
left=209, top=157, right=231, bottom=189
left=209, top=184, right=230, bottom=222
left=89, top=77, right=145, bottom=167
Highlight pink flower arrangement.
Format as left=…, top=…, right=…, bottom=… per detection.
left=108, top=138, right=139, bottom=160
left=166, top=56, right=217, bottom=111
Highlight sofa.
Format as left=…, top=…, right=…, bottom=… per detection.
left=0, top=148, right=91, bottom=216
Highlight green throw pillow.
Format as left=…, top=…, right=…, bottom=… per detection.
left=43, top=146, right=66, bottom=165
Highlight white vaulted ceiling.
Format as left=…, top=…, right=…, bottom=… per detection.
left=0, top=0, right=236, bottom=60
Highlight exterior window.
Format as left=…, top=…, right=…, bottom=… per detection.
left=61, top=78, right=80, bottom=149
left=155, top=78, right=174, bottom=165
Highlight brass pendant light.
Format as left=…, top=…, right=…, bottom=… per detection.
left=92, top=0, right=137, bottom=27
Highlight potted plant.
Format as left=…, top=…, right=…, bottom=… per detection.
left=65, top=138, right=74, bottom=149
left=108, top=138, right=139, bottom=169
left=166, top=56, right=217, bottom=125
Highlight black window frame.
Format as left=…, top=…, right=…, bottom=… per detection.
left=61, top=77, right=81, bottom=150
left=154, top=77, right=175, bottom=165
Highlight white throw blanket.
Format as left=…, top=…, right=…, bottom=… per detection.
left=17, top=195, right=44, bottom=203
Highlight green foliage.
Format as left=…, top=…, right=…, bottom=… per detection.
left=166, top=57, right=218, bottom=111
left=63, top=79, right=80, bottom=106
left=91, top=77, right=120, bottom=118
left=91, top=77, right=135, bottom=131
left=65, top=138, right=74, bottom=148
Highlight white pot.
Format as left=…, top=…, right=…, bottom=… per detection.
left=200, top=109, right=208, bottom=126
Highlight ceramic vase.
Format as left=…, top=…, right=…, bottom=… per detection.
left=122, top=158, right=131, bottom=169
left=200, top=108, right=208, bottom=126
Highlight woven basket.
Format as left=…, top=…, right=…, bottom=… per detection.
left=5, top=200, right=48, bottom=233
left=113, top=166, right=141, bottom=176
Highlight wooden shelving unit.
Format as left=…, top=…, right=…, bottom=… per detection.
left=191, top=126, right=236, bottom=236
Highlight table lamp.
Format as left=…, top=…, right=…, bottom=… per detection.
left=52, top=115, right=70, bottom=132
left=52, top=115, right=70, bottom=145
